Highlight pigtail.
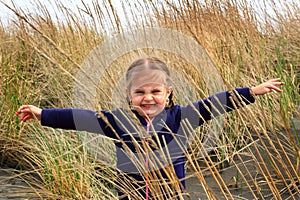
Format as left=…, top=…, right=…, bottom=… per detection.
left=166, top=91, right=175, bottom=109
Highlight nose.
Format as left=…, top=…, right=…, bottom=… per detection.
left=143, top=93, right=153, bottom=101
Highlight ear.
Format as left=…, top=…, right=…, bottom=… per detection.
left=166, top=86, right=173, bottom=97
left=125, top=88, right=131, bottom=104
left=126, top=88, right=131, bottom=99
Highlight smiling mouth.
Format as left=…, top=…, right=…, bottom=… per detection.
left=141, top=104, right=155, bottom=109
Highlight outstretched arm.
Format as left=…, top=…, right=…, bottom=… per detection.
left=180, top=78, right=285, bottom=127
left=16, top=105, right=118, bottom=139
left=250, top=78, right=284, bottom=96
left=16, top=105, right=42, bottom=122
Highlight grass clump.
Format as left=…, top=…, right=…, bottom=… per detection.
left=0, top=0, right=299, bottom=199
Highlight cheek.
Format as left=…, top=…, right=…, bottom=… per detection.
left=131, top=96, right=142, bottom=105
left=154, top=95, right=166, bottom=105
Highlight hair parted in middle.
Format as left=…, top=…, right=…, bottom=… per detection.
left=125, top=57, right=174, bottom=109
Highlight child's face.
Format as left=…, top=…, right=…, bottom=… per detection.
left=128, top=82, right=172, bottom=119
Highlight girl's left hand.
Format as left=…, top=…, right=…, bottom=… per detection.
left=251, top=78, right=285, bottom=96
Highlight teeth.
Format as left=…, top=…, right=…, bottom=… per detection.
left=142, top=104, right=153, bottom=108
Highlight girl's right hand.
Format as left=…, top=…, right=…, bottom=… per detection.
left=16, top=105, right=42, bottom=122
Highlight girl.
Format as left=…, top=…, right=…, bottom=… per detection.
left=16, top=57, right=284, bottom=199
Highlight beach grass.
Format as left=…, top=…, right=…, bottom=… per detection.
left=0, top=0, right=299, bottom=199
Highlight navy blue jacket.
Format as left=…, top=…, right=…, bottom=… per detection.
left=41, top=87, right=254, bottom=197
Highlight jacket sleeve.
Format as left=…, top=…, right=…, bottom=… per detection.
left=41, top=108, right=118, bottom=139
left=180, top=87, right=255, bottom=126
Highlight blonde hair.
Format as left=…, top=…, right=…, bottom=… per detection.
left=126, top=57, right=174, bottom=109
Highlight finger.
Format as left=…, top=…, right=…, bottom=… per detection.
left=20, top=114, right=27, bottom=121
left=20, top=108, right=34, bottom=115
left=18, top=105, right=30, bottom=110
left=268, top=79, right=283, bottom=85
left=16, top=110, right=21, bottom=116
left=270, top=85, right=283, bottom=93
left=16, top=109, right=26, bottom=116
left=21, top=115, right=32, bottom=122
left=272, top=81, right=285, bottom=87
left=268, top=78, right=281, bottom=82
left=16, top=105, right=30, bottom=114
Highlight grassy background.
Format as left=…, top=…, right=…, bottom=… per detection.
left=0, top=0, right=299, bottom=199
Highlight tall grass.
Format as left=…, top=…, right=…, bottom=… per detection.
left=0, top=0, right=299, bottom=199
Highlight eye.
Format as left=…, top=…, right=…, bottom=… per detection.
left=152, top=89, right=162, bottom=94
left=134, top=90, right=144, bottom=94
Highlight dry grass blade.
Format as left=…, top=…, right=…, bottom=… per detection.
left=0, top=0, right=299, bottom=199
